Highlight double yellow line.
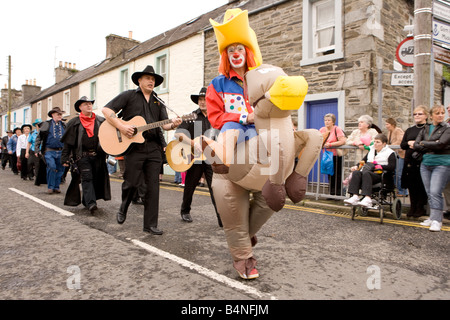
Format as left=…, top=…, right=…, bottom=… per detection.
left=159, top=183, right=449, bottom=231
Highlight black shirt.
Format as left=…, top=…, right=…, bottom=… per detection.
left=176, top=108, right=218, bottom=141
left=105, top=88, right=169, bottom=143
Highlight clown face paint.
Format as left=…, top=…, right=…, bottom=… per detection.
left=227, top=43, right=246, bottom=69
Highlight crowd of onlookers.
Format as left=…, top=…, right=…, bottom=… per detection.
left=320, top=105, right=449, bottom=232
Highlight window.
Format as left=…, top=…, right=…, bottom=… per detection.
left=90, top=81, right=97, bottom=109
left=63, top=90, right=70, bottom=115
left=24, top=107, right=31, bottom=124
left=155, top=50, right=169, bottom=93
left=120, top=69, right=129, bottom=92
left=37, top=102, right=42, bottom=119
left=313, top=0, right=335, bottom=55
left=47, top=97, right=53, bottom=113
left=301, top=0, right=343, bottom=66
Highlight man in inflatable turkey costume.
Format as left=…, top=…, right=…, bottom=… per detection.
left=200, top=9, right=323, bottom=279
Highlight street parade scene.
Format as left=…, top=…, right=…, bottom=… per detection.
left=0, top=0, right=449, bottom=311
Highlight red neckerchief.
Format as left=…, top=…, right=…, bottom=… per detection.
left=79, top=112, right=96, bottom=137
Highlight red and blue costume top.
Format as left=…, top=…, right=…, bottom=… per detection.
left=206, top=69, right=254, bottom=130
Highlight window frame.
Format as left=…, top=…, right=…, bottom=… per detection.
left=155, top=49, right=169, bottom=94
left=301, top=0, right=343, bottom=66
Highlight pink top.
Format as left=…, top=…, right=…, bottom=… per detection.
left=319, top=125, right=345, bottom=156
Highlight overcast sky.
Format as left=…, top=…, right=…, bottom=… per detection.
left=0, top=0, right=228, bottom=91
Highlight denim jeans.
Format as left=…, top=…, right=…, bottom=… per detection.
left=396, top=157, right=408, bottom=195
left=45, top=150, right=65, bottom=191
left=420, top=164, right=450, bottom=222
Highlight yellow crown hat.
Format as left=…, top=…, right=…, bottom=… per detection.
left=210, top=8, right=263, bottom=67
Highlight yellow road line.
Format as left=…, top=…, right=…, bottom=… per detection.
left=113, top=180, right=449, bottom=231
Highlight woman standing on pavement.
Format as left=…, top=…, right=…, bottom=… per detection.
left=400, top=106, right=429, bottom=219
left=319, top=113, right=347, bottom=196
left=414, top=105, right=450, bottom=232
left=385, top=118, right=407, bottom=197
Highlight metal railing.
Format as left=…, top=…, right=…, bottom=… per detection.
left=306, top=145, right=408, bottom=207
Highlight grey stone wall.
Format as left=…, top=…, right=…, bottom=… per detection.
left=204, top=0, right=442, bottom=131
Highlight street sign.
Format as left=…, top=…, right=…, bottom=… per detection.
left=434, top=0, right=450, bottom=23
left=391, top=73, right=414, bottom=86
left=433, top=19, right=450, bottom=46
left=434, top=43, right=450, bottom=65
left=396, top=37, right=414, bottom=67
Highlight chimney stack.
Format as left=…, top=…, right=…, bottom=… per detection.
left=55, top=61, right=78, bottom=83
left=105, top=34, right=140, bottom=59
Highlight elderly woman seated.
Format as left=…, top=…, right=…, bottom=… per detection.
left=344, top=133, right=396, bottom=208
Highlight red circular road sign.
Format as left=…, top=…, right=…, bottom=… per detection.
left=396, top=37, right=414, bottom=67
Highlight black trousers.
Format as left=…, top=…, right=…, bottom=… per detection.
left=1, top=153, right=11, bottom=168
left=121, top=141, right=162, bottom=229
left=20, top=149, right=33, bottom=179
left=329, top=155, right=343, bottom=196
left=348, top=170, right=381, bottom=196
left=78, top=155, right=101, bottom=208
left=181, top=162, right=218, bottom=216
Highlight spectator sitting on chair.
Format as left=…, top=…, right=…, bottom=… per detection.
left=344, top=134, right=396, bottom=208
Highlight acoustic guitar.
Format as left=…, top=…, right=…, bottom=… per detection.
left=165, top=136, right=206, bottom=172
left=98, top=114, right=197, bottom=156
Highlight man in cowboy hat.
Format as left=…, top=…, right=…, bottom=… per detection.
left=102, top=65, right=182, bottom=235
left=61, top=96, right=111, bottom=213
left=35, top=106, right=66, bottom=194
left=174, top=87, right=222, bottom=226
left=1, top=129, right=14, bottom=170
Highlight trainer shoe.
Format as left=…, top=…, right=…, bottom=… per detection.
left=420, top=219, right=433, bottom=227
left=344, top=195, right=360, bottom=206
left=429, top=220, right=442, bottom=232
left=358, top=197, right=373, bottom=208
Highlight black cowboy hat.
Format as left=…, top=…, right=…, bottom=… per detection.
left=13, top=127, right=21, bottom=134
left=190, top=87, right=207, bottom=105
left=74, top=96, right=95, bottom=112
left=48, top=106, right=66, bottom=117
left=21, top=124, right=32, bottom=132
left=6, top=129, right=13, bottom=134
left=131, top=65, right=164, bottom=87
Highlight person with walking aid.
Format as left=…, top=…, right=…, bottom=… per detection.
left=102, top=65, right=182, bottom=235
left=35, top=107, right=66, bottom=194
left=414, top=105, right=450, bottom=232
left=61, top=96, right=111, bottom=213
left=344, top=133, right=396, bottom=208
left=174, top=87, right=222, bottom=226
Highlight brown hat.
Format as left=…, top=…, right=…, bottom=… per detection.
left=48, top=106, right=65, bottom=117
left=131, top=65, right=164, bottom=87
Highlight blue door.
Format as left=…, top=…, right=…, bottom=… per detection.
left=306, top=99, right=338, bottom=183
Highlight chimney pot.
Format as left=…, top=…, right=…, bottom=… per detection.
left=73, top=63, right=76, bottom=70
left=65, top=62, right=68, bottom=68
left=129, top=31, right=133, bottom=39
left=25, top=80, right=28, bottom=85
left=69, top=62, right=72, bottom=69
left=59, top=61, right=63, bottom=67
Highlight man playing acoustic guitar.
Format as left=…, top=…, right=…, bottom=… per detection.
left=102, top=65, right=182, bottom=235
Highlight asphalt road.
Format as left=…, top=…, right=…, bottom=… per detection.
left=0, top=167, right=448, bottom=307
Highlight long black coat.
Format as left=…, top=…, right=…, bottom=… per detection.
left=60, top=115, right=111, bottom=206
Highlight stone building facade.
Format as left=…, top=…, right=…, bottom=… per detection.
left=204, top=0, right=442, bottom=132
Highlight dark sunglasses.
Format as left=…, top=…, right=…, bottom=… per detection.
left=413, top=113, right=424, bottom=116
